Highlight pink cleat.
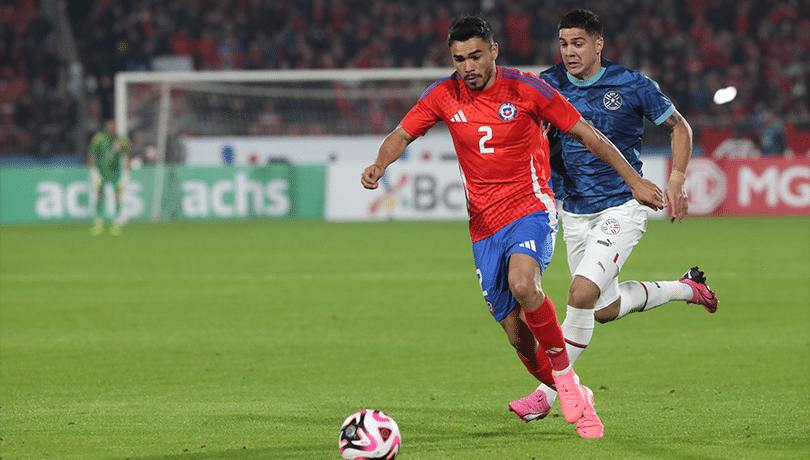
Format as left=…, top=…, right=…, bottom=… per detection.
left=552, top=369, right=586, bottom=423
left=576, top=386, right=604, bottom=438
left=508, top=389, right=551, bottom=423
left=678, top=266, right=718, bottom=313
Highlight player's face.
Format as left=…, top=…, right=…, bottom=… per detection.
left=450, top=37, right=499, bottom=91
left=559, top=28, right=603, bottom=81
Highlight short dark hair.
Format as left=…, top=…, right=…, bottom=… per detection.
left=559, top=9, right=603, bottom=39
left=447, top=15, right=494, bottom=47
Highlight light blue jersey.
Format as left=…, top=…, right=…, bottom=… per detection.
left=541, top=59, right=674, bottom=214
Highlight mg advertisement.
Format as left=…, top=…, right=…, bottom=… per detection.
left=684, top=157, right=809, bottom=216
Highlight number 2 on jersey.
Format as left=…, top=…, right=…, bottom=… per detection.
left=478, top=126, right=494, bottom=154
left=476, top=269, right=488, bottom=296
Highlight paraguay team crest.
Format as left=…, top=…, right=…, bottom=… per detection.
left=498, top=103, right=517, bottom=121
left=603, top=90, right=622, bottom=110
left=601, top=218, right=621, bottom=235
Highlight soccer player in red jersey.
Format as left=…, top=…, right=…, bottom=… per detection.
left=361, top=15, right=663, bottom=438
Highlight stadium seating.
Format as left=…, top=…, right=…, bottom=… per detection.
left=2, top=0, right=808, bottom=157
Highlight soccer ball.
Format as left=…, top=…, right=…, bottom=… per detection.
left=338, top=409, right=401, bottom=460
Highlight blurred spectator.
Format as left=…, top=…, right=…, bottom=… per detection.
left=712, top=122, right=760, bottom=159
left=502, top=4, right=534, bottom=66
left=755, top=109, right=789, bottom=156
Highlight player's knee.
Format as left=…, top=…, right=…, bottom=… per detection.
left=567, top=286, right=598, bottom=309
left=567, top=276, right=599, bottom=309
left=509, top=278, right=543, bottom=307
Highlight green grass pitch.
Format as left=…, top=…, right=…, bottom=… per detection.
left=1, top=217, right=808, bottom=460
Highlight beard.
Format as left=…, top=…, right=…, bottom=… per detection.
left=464, top=67, right=493, bottom=91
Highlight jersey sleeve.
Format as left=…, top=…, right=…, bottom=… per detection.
left=543, top=90, right=581, bottom=134
left=528, top=74, right=581, bottom=134
left=636, top=73, right=675, bottom=126
left=400, top=80, right=446, bottom=137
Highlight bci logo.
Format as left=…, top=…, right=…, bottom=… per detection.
left=370, top=173, right=466, bottom=215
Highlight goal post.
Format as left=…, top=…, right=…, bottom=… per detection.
left=114, top=66, right=551, bottom=143
left=114, top=68, right=469, bottom=141
left=114, top=66, right=548, bottom=221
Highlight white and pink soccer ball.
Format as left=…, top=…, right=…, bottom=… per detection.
left=338, top=409, right=401, bottom=460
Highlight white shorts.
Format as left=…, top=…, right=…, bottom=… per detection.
left=561, top=200, right=648, bottom=310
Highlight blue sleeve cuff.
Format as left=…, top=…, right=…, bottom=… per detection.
left=653, top=105, right=675, bottom=125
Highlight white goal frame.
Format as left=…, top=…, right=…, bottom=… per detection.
left=114, top=66, right=550, bottom=135
left=114, top=67, right=548, bottom=220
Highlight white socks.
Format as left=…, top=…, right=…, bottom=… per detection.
left=616, top=281, right=693, bottom=319
left=560, top=305, right=595, bottom=364
left=539, top=306, right=594, bottom=404
left=536, top=280, right=693, bottom=402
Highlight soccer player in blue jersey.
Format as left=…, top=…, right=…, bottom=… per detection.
left=508, top=9, right=719, bottom=428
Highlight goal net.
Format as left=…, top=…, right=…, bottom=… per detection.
left=114, top=67, right=547, bottom=221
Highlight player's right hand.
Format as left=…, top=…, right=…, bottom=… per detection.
left=361, top=164, right=385, bottom=189
left=665, top=179, right=688, bottom=223
left=630, top=177, right=664, bottom=211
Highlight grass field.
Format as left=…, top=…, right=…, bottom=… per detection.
left=1, top=217, right=808, bottom=460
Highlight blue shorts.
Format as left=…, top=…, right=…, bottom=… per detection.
left=472, top=211, right=558, bottom=322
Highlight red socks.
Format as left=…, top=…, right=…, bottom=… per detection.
left=516, top=348, right=554, bottom=388
left=522, top=296, right=571, bottom=372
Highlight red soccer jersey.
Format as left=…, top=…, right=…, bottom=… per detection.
left=401, top=66, right=581, bottom=242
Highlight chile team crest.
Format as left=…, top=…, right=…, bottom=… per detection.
left=498, top=103, right=517, bottom=121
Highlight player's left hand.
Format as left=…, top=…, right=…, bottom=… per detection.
left=665, top=179, right=688, bottom=223
left=630, top=178, right=664, bottom=211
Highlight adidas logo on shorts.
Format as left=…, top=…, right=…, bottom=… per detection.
left=518, top=240, right=536, bottom=252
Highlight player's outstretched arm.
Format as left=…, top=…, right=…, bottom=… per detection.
left=566, top=117, right=664, bottom=211
left=361, top=125, right=417, bottom=190
left=659, top=109, right=693, bottom=223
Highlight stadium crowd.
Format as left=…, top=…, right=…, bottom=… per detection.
left=1, top=0, right=808, bottom=157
